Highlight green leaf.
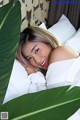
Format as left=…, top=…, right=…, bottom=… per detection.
left=0, top=1, right=80, bottom=120
left=0, top=1, right=21, bottom=105
left=0, top=86, right=80, bottom=120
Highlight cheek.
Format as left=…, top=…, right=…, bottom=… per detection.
left=29, top=60, right=37, bottom=66
left=42, top=47, right=51, bottom=57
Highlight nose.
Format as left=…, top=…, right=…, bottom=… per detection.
left=34, top=55, right=41, bottom=64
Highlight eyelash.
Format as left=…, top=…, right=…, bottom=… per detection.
left=27, top=48, right=40, bottom=61
left=27, top=57, right=32, bottom=61
left=35, top=48, right=39, bottom=54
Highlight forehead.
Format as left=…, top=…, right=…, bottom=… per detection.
left=24, top=41, right=35, bottom=49
left=22, top=41, right=39, bottom=56
left=23, top=41, right=46, bottom=50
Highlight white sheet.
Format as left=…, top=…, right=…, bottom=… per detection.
left=3, top=60, right=46, bottom=104
left=46, top=56, right=80, bottom=120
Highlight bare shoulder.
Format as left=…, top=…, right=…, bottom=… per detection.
left=49, top=46, right=79, bottom=64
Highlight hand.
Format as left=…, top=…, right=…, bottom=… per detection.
left=17, top=57, right=36, bottom=75
left=17, top=58, right=36, bottom=75
left=16, top=52, right=36, bottom=74
left=25, top=66, right=36, bottom=75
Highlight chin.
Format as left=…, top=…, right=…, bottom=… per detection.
left=41, top=66, right=47, bottom=70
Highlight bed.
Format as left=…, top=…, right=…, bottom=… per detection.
left=3, top=0, right=80, bottom=103
left=1, top=1, right=80, bottom=120
left=46, top=0, right=80, bottom=51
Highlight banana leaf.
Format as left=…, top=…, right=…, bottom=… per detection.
left=0, top=1, right=80, bottom=120
left=0, top=0, right=21, bottom=105
left=0, top=86, right=80, bottom=120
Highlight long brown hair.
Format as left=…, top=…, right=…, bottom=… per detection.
left=16, top=26, right=61, bottom=74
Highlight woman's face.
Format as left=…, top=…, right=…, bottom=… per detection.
left=22, top=41, right=52, bottom=70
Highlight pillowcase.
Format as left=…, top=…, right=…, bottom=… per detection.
left=65, top=28, right=80, bottom=52
left=3, top=59, right=29, bottom=104
left=39, top=22, right=47, bottom=30
left=47, top=14, right=76, bottom=45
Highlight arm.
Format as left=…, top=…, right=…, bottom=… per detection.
left=27, top=71, right=47, bottom=93
left=17, top=58, right=47, bottom=91
left=16, top=51, right=47, bottom=91
left=3, top=59, right=47, bottom=104
left=16, top=51, right=36, bottom=74
left=49, top=46, right=79, bottom=65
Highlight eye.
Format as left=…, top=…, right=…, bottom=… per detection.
left=35, top=48, right=40, bottom=54
left=27, top=57, right=32, bottom=61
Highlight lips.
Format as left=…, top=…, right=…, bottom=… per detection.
left=40, top=60, right=47, bottom=67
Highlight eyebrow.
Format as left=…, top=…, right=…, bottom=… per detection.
left=25, top=44, right=37, bottom=59
left=31, top=44, right=37, bottom=52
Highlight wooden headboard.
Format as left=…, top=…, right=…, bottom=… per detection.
left=47, top=0, right=80, bottom=30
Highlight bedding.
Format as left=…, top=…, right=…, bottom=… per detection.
left=46, top=56, right=80, bottom=120
left=68, top=109, right=80, bottom=120
left=65, top=28, right=80, bottom=52
left=47, top=0, right=80, bottom=30
left=47, top=15, right=76, bottom=45
left=4, top=18, right=79, bottom=104
left=2, top=1, right=80, bottom=119
left=39, top=22, right=47, bottom=30
left=4, top=17, right=79, bottom=104
left=46, top=56, right=80, bottom=89
left=3, top=59, right=46, bottom=104
left=3, top=22, right=48, bottom=104
left=39, top=15, right=77, bottom=46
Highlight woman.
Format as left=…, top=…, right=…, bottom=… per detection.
left=17, top=25, right=79, bottom=78
left=17, top=26, right=61, bottom=74
left=17, top=26, right=80, bottom=120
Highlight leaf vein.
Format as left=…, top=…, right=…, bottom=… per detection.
left=12, top=97, right=80, bottom=120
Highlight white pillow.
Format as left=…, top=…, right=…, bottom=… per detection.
left=39, top=22, right=47, bottom=30
left=65, top=28, right=80, bottom=52
left=3, top=59, right=29, bottom=104
left=47, top=14, right=76, bottom=45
